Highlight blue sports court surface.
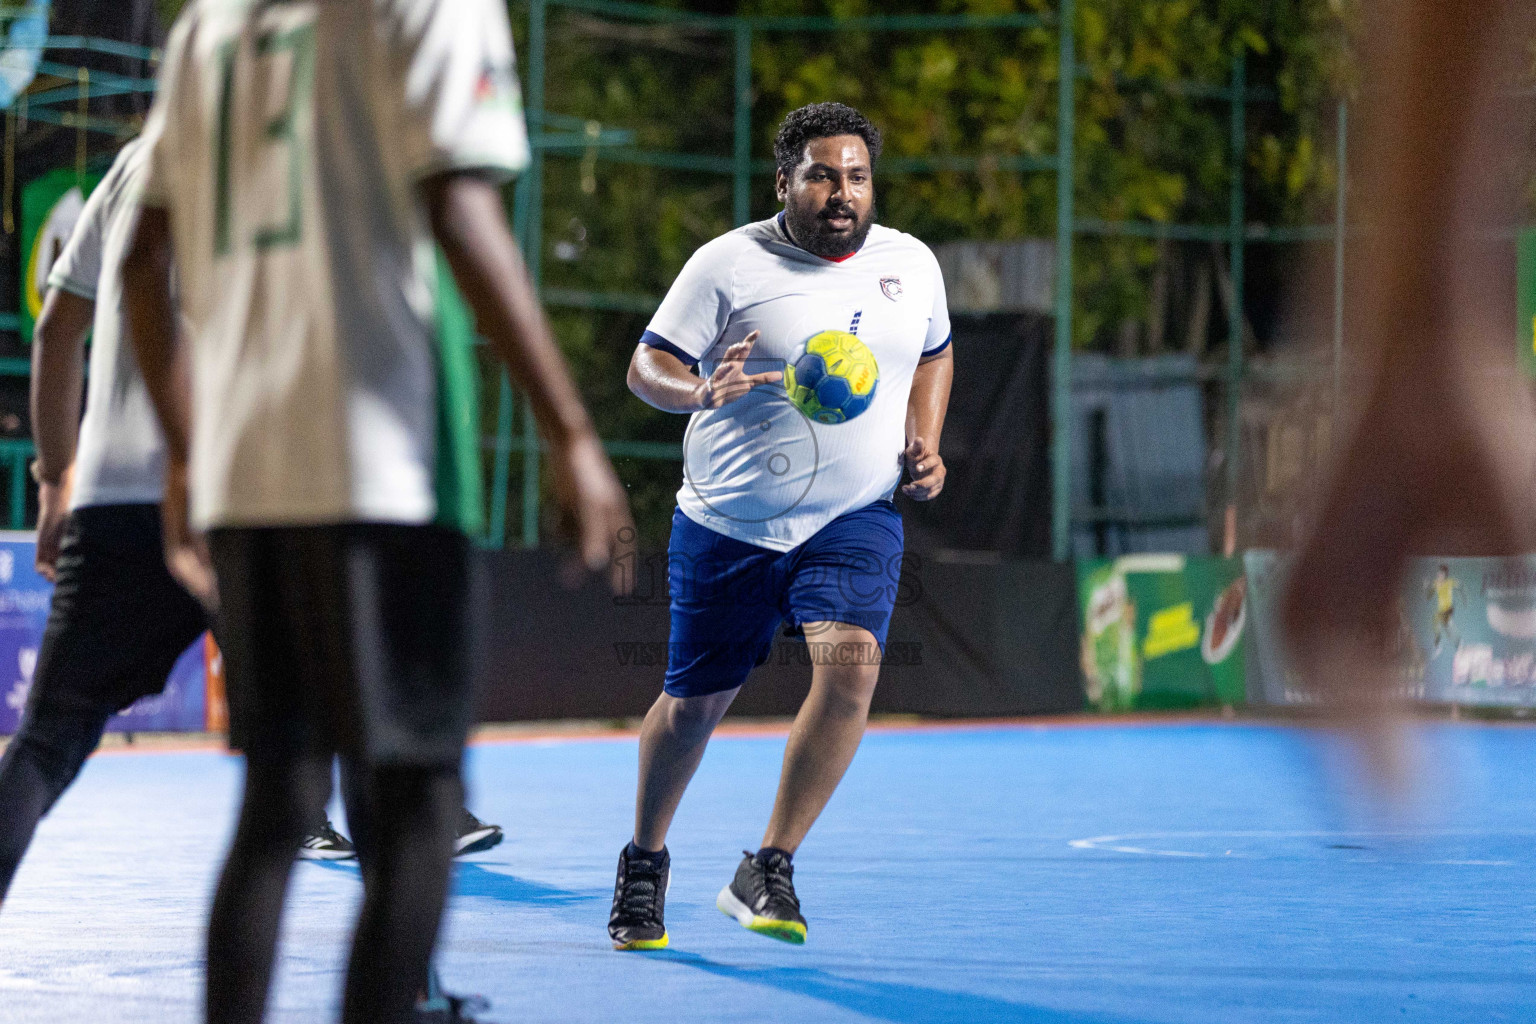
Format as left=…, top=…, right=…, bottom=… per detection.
left=1, top=720, right=1534, bottom=1023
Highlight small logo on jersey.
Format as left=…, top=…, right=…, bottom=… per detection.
left=880, top=276, right=903, bottom=301
left=476, top=62, right=521, bottom=113
left=849, top=310, right=863, bottom=334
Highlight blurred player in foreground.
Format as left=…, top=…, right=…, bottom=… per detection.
left=608, top=103, right=952, bottom=950
left=126, top=1, right=632, bottom=1022
left=0, top=133, right=501, bottom=908
left=1282, top=1, right=1536, bottom=787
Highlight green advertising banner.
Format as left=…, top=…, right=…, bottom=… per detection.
left=1521, top=228, right=1536, bottom=378
left=1079, top=554, right=1248, bottom=711
left=20, top=169, right=103, bottom=343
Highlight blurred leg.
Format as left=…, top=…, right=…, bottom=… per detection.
left=204, top=753, right=332, bottom=1024
left=0, top=704, right=111, bottom=902
left=341, top=764, right=462, bottom=1024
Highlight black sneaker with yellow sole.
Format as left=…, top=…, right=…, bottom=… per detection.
left=716, top=849, right=806, bottom=944
left=608, top=843, right=670, bottom=950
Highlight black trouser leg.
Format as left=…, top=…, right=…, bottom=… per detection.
left=340, top=762, right=462, bottom=1024
left=204, top=753, right=332, bottom=1024
left=0, top=702, right=112, bottom=902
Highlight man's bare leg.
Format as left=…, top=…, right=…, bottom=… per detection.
left=761, top=621, right=881, bottom=853
left=632, top=687, right=739, bottom=851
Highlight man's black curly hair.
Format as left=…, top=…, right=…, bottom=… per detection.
left=773, top=102, right=883, bottom=178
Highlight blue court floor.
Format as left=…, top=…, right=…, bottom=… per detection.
left=2, top=720, right=1535, bottom=1023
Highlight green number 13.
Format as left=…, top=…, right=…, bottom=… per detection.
left=213, top=24, right=317, bottom=257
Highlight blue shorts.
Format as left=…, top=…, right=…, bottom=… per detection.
left=663, top=501, right=905, bottom=698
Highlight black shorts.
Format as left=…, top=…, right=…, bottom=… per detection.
left=206, top=523, right=476, bottom=769
left=29, top=504, right=209, bottom=716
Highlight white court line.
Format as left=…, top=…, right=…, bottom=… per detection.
left=1068, top=829, right=1532, bottom=862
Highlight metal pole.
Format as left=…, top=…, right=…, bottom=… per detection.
left=1332, top=100, right=1347, bottom=419
left=10, top=453, right=22, bottom=530
left=488, top=375, right=514, bottom=546
left=520, top=0, right=547, bottom=549
left=1223, top=48, right=1246, bottom=549
left=733, top=23, right=752, bottom=227
left=1051, top=0, right=1076, bottom=562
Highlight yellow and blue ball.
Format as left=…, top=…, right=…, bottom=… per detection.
left=782, top=330, right=879, bottom=424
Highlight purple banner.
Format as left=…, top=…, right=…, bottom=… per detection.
left=0, top=532, right=205, bottom=734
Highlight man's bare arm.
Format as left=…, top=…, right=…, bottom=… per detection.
left=420, top=173, right=634, bottom=584
left=30, top=288, right=93, bottom=485
left=122, top=207, right=189, bottom=466
left=30, top=287, right=95, bottom=578
left=902, top=348, right=952, bottom=501
left=627, top=344, right=706, bottom=413
left=122, top=205, right=216, bottom=608
left=627, top=332, right=781, bottom=414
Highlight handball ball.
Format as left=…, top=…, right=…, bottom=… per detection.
left=782, top=330, right=879, bottom=424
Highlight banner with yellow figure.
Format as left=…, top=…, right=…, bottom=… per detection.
left=20, top=168, right=103, bottom=343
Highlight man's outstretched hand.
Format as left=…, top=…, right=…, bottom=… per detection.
left=696, top=331, right=782, bottom=410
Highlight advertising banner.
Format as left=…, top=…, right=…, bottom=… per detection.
left=1245, top=551, right=1536, bottom=708
left=1521, top=228, right=1536, bottom=378
left=20, top=169, right=103, bottom=344
left=1079, top=554, right=1248, bottom=710
left=0, top=533, right=209, bottom=733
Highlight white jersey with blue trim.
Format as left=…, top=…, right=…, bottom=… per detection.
left=645, top=215, right=951, bottom=552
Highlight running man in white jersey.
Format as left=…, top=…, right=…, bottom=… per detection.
left=125, top=3, right=632, bottom=1023
left=607, top=103, right=953, bottom=949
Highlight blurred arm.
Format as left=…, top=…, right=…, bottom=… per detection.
left=420, top=172, right=634, bottom=582
left=421, top=173, right=597, bottom=447
left=30, top=286, right=94, bottom=578
left=122, top=207, right=189, bottom=467
left=29, top=287, right=93, bottom=485
left=122, top=206, right=216, bottom=608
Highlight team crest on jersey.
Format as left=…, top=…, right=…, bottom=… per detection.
left=880, top=276, right=903, bottom=301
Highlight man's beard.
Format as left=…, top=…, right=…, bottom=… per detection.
left=784, top=200, right=876, bottom=259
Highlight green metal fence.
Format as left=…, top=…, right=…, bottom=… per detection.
left=495, top=0, right=1349, bottom=561
left=0, top=8, right=1352, bottom=550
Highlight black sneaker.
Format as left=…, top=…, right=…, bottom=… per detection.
left=717, top=849, right=806, bottom=944
left=298, top=820, right=356, bottom=861
left=415, top=992, right=494, bottom=1023
left=416, top=969, right=496, bottom=1022
left=455, top=808, right=504, bottom=857
left=608, top=843, right=670, bottom=950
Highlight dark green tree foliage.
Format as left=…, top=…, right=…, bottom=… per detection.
left=528, top=0, right=1353, bottom=542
